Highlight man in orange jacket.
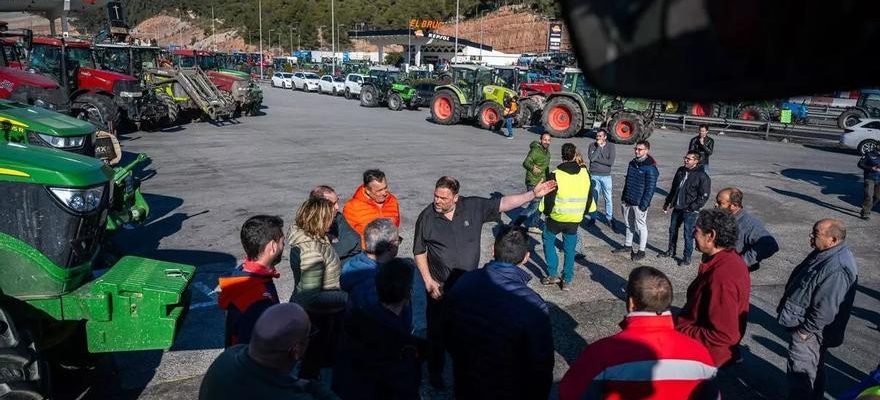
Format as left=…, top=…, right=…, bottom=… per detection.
left=344, top=169, right=400, bottom=241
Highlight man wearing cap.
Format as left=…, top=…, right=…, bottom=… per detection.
left=199, top=303, right=340, bottom=400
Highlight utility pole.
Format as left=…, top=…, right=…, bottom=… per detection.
left=479, top=11, right=486, bottom=62
left=259, top=0, right=263, bottom=79
left=454, top=0, right=459, bottom=64
left=289, top=26, right=294, bottom=54
left=407, top=19, right=411, bottom=68
left=211, top=6, right=216, bottom=51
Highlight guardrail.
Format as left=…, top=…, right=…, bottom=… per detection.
left=656, top=113, right=844, bottom=144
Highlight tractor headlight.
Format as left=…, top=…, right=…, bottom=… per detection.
left=49, top=186, right=104, bottom=213
left=37, top=133, right=86, bottom=149
left=119, top=91, right=143, bottom=98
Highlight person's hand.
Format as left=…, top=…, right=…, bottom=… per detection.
left=533, top=180, right=557, bottom=197
left=425, top=277, right=442, bottom=300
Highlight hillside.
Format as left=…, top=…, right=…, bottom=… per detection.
left=435, top=5, right=570, bottom=54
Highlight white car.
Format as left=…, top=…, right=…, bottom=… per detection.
left=270, top=72, right=293, bottom=89
left=840, top=118, right=880, bottom=154
left=343, top=73, right=367, bottom=99
left=292, top=72, right=321, bottom=92
left=319, top=75, right=346, bottom=95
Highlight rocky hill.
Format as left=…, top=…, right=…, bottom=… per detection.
left=436, top=6, right=570, bottom=54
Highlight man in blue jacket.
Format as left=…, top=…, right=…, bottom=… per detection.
left=777, top=218, right=858, bottom=400
left=613, top=140, right=659, bottom=261
left=340, top=218, right=400, bottom=311
left=445, top=226, right=554, bottom=400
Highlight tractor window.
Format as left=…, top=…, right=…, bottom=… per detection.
left=177, top=55, right=196, bottom=68
left=28, top=44, right=63, bottom=83
left=864, top=94, right=880, bottom=107
left=134, top=49, right=158, bottom=73
left=100, top=48, right=130, bottom=74
left=66, top=47, right=96, bottom=69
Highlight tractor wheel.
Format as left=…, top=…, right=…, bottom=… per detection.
left=608, top=112, right=647, bottom=144
left=518, top=97, right=541, bottom=127
left=542, top=96, right=582, bottom=138
left=477, top=102, right=503, bottom=130
left=858, top=139, right=879, bottom=155
left=73, top=93, right=120, bottom=132
left=431, top=90, right=461, bottom=125
left=737, top=105, right=769, bottom=121
left=344, top=88, right=352, bottom=99
left=388, top=93, right=403, bottom=111
left=664, top=101, right=680, bottom=113
left=838, top=108, right=868, bottom=129
left=688, top=102, right=715, bottom=117
left=157, top=93, right=179, bottom=126
left=360, top=85, right=379, bottom=107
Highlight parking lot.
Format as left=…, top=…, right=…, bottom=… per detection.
left=94, top=85, right=879, bottom=399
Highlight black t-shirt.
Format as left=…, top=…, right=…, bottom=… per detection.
left=413, top=196, right=502, bottom=283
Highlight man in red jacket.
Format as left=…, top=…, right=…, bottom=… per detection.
left=560, top=266, right=718, bottom=400
left=677, top=209, right=751, bottom=367
left=343, top=169, right=401, bottom=240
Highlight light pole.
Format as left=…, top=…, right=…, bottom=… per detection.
left=330, top=0, right=335, bottom=71
left=258, top=0, right=263, bottom=79
left=454, top=0, right=459, bottom=63
left=407, top=19, right=411, bottom=67
left=289, top=26, right=296, bottom=54
left=479, top=10, right=486, bottom=62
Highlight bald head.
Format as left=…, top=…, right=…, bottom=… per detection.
left=715, top=187, right=743, bottom=213
left=810, top=218, right=846, bottom=251
left=247, top=303, right=311, bottom=371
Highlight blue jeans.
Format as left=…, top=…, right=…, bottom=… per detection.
left=505, top=116, right=514, bottom=137
left=523, top=184, right=541, bottom=228
left=590, top=175, right=613, bottom=221
left=542, top=227, right=578, bottom=283
left=668, top=209, right=698, bottom=260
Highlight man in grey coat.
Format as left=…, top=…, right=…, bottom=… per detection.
left=587, top=129, right=616, bottom=227
left=777, top=218, right=858, bottom=400
left=715, top=187, right=779, bottom=272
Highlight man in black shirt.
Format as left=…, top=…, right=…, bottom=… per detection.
left=413, top=176, right=557, bottom=389
left=688, top=124, right=715, bottom=175
left=658, top=151, right=711, bottom=266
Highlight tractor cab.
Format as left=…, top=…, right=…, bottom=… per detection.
left=430, top=64, right=518, bottom=129
left=0, top=29, right=69, bottom=111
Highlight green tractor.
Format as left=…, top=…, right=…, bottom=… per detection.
left=0, top=142, right=193, bottom=398
left=542, top=67, right=657, bottom=144
left=359, top=66, right=406, bottom=109
left=430, top=64, right=519, bottom=130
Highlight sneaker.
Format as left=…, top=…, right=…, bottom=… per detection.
left=860, top=214, right=870, bottom=220
left=677, top=258, right=692, bottom=267
left=632, top=250, right=646, bottom=262
left=527, top=226, right=543, bottom=234
left=656, top=250, right=674, bottom=258
left=560, top=281, right=573, bottom=291
left=541, top=276, right=561, bottom=286
left=611, top=246, right=633, bottom=255
left=506, top=135, right=514, bottom=140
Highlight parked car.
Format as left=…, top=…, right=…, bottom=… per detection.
left=840, top=118, right=880, bottom=154
left=292, top=72, right=321, bottom=92
left=271, top=72, right=293, bottom=88
left=319, top=75, right=346, bottom=95
left=344, top=73, right=368, bottom=99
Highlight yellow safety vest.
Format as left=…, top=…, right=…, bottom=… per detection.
left=540, top=167, right=596, bottom=223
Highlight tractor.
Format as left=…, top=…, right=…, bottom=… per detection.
left=541, top=67, right=657, bottom=144
left=27, top=36, right=168, bottom=130
left=837, top=89, right=880, bottom=128
left=429, top=64, right=519, bottom=130
left=0, top=142, right=193, bottom=398
left=491, top=66, right=561, bottom=127
left=173, top=49, right=263, bottom=116
left=0, top=29, right=69, bottom=112
left=359, top=66, right=403, bottom=108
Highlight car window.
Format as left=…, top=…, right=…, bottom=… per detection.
left=294, top=73, right=303, bottom=78
left=864, top=121, right=880, bottom=129
left=322, top=76, right=331, bottom=82
left=334, top=76, right=345, bottom=82
left=306, top=73, right=319, bottom=79
left=283, top=73, right=292, bottom=78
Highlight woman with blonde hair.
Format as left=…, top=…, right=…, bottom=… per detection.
left=288, top=197, right=348, bottom=379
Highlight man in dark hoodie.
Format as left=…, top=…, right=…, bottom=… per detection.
left=614, top=140, right=660, bottom=262
left=689, top=124, right=715, bottom=175
left=659, top=151, right=711, bottom=266
left=540, top=143, right=596, bottom=290
left=520, top=133, right=552, bottom=233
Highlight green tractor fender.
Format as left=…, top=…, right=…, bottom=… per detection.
left=434, top=84, right=467, bottom=105
left=481, top=85, right=517, bottom=106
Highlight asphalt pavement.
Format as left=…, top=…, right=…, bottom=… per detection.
left=93, top=85, right=878, bottom=399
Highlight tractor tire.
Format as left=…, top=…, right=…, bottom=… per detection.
left=608, top=112, right=648, bottom=144
left=838, top=108, right=868, bottom=129
left=431, top=90, right=461, bottom=125
left=737, top=105, right=769, bottom=121
left=518, top=97, right=541, bottom=127
left=858, top=139, right=879, bottom=155
left=688, top=102, right=716, bottom=117
left=73, top=93, right=120, bottom=132
left=360, top=85, right=379, bottom=107
left=157, top=93, right=179, bottom=126
left=477, top=102, right=503, bottom=130
left=542, top=96, right=582, bottom=138
left=664, top=101, right=680, bottom=113
left=344, top=88, right=352, bottom=99
left=388, top=93, right=403, bottom=111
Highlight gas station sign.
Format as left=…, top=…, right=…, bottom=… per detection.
left=409, top=19, right=444, bottom=30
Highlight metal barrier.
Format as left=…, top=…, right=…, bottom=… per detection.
left=656, top=113, right=844, bottom=143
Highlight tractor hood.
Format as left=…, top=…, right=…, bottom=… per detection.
left=1, top=67, right=59, bottom=89
left=206, top=71, right=241, bottom=92
left=0, top=101, right=95, bottom=137
left=79, top=68, right=138, bottom=93
left=0, top=142, right=110, bottom=187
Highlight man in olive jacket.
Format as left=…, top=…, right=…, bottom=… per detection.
left=520, top=133, right=552, bottom=233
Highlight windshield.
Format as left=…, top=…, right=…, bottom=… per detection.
left=133, top=48, right=159, bottom=74
left=198, top=55, right=218, bottom=70
left=305, top=73, right=319, bottom=79
left=282, top=73, right=293, bottom=78
left=66, top=46, right=96, bottom=69
left=28, top=44, right=63, bottom=82
left=177, top=55, right=196, bottom=68
left=98, top=47, right=130, bottom=74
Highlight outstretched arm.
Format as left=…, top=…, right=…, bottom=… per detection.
left=500, top=180, right=557, bottom=212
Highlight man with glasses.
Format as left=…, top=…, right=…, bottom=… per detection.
left=613, top=140, right=659, bottom=261
left=658, top=151, right=711, bottom=266
left=311, top=185, right=361, bottom=263
left=778, top=219, right=858, bottom=399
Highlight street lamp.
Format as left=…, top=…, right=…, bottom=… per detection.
left=454, top=0, right=459, bottom=63
left=330, top=0, right=335, bottom=71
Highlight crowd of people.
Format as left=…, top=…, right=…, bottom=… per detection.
left=199, top=125, right=871, bottom=400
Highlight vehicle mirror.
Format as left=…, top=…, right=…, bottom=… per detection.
left=559, top=0, right=880, bottom=101
left=23, top=29, right=33, bottom=50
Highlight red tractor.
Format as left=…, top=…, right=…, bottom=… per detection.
left=27, top=36, right=166, bottom=130
left=492, top=66, right=562, bottom=127
left=0, top=29, right=70, bottom=111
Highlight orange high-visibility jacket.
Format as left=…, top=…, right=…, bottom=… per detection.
left=342, top=184, right=401, bottom=239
